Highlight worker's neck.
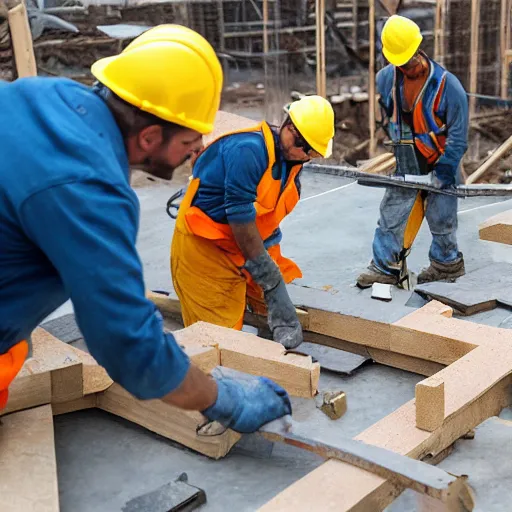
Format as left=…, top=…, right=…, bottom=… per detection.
left=401, top=54, right=429, bottom=80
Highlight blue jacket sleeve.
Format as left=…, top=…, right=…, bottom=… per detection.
left=433, top=74, right=469, bottom=186
left=20, top=179, right=190, bottom=400
left=223, top=137, right=268, bottom=224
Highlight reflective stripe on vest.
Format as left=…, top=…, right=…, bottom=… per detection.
left=389, top=59, right=448, bottom=165
left=181, top=122, right=302, bottom=267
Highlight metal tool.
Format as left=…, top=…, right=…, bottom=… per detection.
left=197, top=416, right=473, bottom=510
left=304, top=162, right=512, bottom=197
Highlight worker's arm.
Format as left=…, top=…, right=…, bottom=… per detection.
left=19, top=179, right=291, bottom=431
left=433, top=74, right=469, bottom=187
left=224, top=142, right=302, bottom=348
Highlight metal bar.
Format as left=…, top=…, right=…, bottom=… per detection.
left=304, top=163, right=512, bottom=197
left=259, top=419, right=472, bottom=507
left=369, top=0, right=376, bottom=156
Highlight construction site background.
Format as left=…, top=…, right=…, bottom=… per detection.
left=1, top=0, right=511, bottom=181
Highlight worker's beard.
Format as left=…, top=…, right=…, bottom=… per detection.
left=141, top=153, right=192, bottom=180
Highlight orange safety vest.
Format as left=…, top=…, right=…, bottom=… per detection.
left=388, top=57, right=448, bottom=165
left=181, top=121, right=302, bottom=280
left=0, top=340, right=28, bottom=409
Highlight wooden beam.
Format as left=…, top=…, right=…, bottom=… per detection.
left=7, top=0, right=37, bottom=78
left=316, top=0, right=326, bottom=97
left=466, top=134, right=512, bottom=184
left=97, top=383, right=241, bottom=459
left=479, top=209, right=512, bottom=245
left=434, top=0, right=445, bottom=64
left=1, top=328, right=83, bottom=416
left=468, top=0, right=480, bottom=117
left=416, top=343, right=512, bottom=434
left=175, top=322, right=320, bottom=398
left=0, top=405, right=59, bottom=512
left=501, top=0, right=511, bottom=98
left=263, top=0, right=269, bottom=54
left=260, top=341, right=511, bottom=511
left=369, top=0, right=377, bottom=156
left=416, top=375, right=445, bottom=431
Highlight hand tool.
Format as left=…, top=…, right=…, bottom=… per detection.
left=197, top=416, right=474, bottom=511
left=304, top=162, right=512, bottom=197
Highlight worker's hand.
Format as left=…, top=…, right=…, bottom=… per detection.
left=202, top=367, right=292, bottom=434
left=265, top=280, right=303, bottom=349
left=433, top=167, right=456, bottom=189
left=243, top=252, right=303, bottom=349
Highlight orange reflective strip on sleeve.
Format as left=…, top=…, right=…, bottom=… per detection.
left=0, top=340, right=29, bottom=409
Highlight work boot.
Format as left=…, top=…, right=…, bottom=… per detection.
left=356, top=262, right=398, bottom=289
left=417, top=253, right=465, bottom=285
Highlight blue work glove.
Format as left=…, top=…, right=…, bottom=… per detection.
left=202, top=367, right=292, bottom=434
left=433, top=164, right=456, bottom=189
left=243, top=252, right=303, bottom=349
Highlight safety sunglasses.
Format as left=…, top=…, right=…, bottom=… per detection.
left=290, top=124, right=313, bottom=154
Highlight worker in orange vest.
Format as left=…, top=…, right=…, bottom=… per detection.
left=357, top=15, right=468, bottom=288
left=171, top=96, right=335, bottom=349
left=0, top=25, right=292, bottom=433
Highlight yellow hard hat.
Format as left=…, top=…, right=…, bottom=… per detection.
left=91, top=25, right=223, bottom=135
left=381, top=15, right=423, bottom=67
left=288, top=95, right=335, bottom=158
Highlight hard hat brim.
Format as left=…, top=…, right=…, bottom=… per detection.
left=382, top=32, right=423, bottom=67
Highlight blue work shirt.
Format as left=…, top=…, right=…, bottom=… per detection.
left=192, top=128, right=297, bottom=247
left=377, top=61, right=469, bottom=185
left=0, top=77, right=190, bottom=400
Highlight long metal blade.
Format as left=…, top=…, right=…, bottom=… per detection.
left=259, top=417, right=473, bottom=509
left=304, top=162, right=512, bottom=197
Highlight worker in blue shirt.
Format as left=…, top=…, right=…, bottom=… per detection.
left=357, top=16, right=469, bottom=288
left=171, top=96, right=335, bottom=349
left=0, top=25, right=291, bottom=434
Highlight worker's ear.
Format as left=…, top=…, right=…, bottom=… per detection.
left=137, top=125, right=165, bottom=153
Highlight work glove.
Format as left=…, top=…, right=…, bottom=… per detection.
left=433, top=164, right=456, bottom=189
left=243, top=252, right=303, bottom=349
left=202, top=367, right=292, bottom=434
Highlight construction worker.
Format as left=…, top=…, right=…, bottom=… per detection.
left=170, top=96, right=335, bottom=349
left=0, top=25, right=291, bottom=434
left=357, top=15, right=469, bottom=288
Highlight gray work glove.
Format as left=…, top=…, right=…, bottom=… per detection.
left=243, top=252, right=303, bottom=349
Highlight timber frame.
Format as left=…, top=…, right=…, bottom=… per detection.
left=148, top=284, right=512, bottom=511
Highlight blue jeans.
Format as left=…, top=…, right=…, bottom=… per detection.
left=372, top=187, right=459, bottom=276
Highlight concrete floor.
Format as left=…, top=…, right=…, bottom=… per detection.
left=50, top=170, right=512, bottom=511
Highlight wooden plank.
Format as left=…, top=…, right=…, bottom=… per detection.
left=0, top=405, right=59, bottom=512
left=466, top=134, right=512, bottom=184
left=1, top=328, right=83, bottom=416
left=502, top=0, right=511, bottom=98
left=369, top=0, right=377, bottom=157
left=260, top=350, right=510, bottom=511
left=7, top=1, right=37, bottom=78
left=52, top=394, right=97, bottom=416
left=480, top=209, right=512, bottom=244
left=368, top=348, right=445, bottom=377
left=148, top=290, right=310, bottom=330
left=97, top=383, right=241, bottom=459
left=316, top=0, right=326, bottom=97
left=416, top=375, right=445, bottom=431
left=434, top=0, right=445, bottom=63
left=175, top=322, right=320, bottom=398
left=468, top=0, right=480, bottom=118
